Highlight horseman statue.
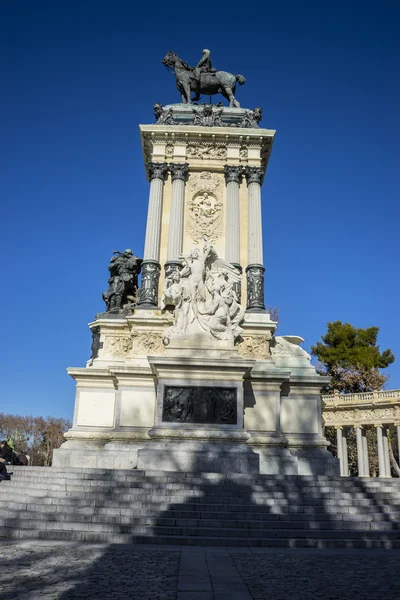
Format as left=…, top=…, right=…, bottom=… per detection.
left=162, top=49, right=246, bottom=107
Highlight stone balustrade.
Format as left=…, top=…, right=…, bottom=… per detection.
left=322, top=389, right=400, bottom=478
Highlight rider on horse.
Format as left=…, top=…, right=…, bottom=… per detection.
left=192, top=49, right=216, bottom=89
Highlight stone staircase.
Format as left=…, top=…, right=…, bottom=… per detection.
left=0, top=466, right=399, bottom=548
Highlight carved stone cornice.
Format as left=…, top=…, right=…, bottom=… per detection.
left=224, top=165, right=243, bottom=184
left=169, top=162, right=189, bottom=183
left=147, top=162, right=168, bottom=181
left=245, top=166, right=265, bottom=186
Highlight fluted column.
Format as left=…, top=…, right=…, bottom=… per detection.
left=138, top=162, right=168, bottom=308
left=245, top=166, right=265, bottom=312
left=224, top=165, right=243, bottom=301
left=335, top=426, right=344, bottom=476
left=165, top=163, right=189, bottom=278
left=383, top=427, right=392, bottom=478
left=355, top=426, right=365, bottom=477
left=375, top=424, right=386, bottom=477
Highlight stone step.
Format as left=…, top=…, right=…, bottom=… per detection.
left=1, top=515, right=400, bottom=539
left=1, top=526, right=399, bottom=549
left=1, top=502, right=399, bottom=523
left=0, top=509, right=398, bottom=531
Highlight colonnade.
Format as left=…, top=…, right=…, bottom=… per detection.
left=138, top=161, right=266, bottom=311
left=335, top=424, right=400, bottom=477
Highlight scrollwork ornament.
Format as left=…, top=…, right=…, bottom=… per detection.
left=169, top=162, right=189, bottom=182
left=224, top=165, right=243, bottom=184
left=147, top=162, right=168, bottom=181
left=245, top=166, right=265, bottom=186
left=130, top=330, right=164, bottom=355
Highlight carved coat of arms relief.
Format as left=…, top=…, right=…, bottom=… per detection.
left=186, top=171, right=223, bottom=243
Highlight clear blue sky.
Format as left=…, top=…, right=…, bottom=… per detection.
left=1, top=1, right=399, bottom=419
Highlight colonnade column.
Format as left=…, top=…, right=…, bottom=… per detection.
left=138, top=162, right=168, bottom=308
left=382, top=427, right=392, bottom=478
left=375, top=424, right=386, bottom=477
left=396, top=422, right=400, bottom=466
left=224, top=165, right=243, bottom=301
left=244, top=166, right=265, bottom=312
left=342, top=432, right=349, bottom=476
left=355, top=426, right=365, bottom=477
left=362, top=428, right=370, bottom=477
left=165, top=163, right=189, bottom=278
left=335, top=426, right=344, bottom=476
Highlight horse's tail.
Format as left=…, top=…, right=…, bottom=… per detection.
left=235, top=74, right=246, bottom=85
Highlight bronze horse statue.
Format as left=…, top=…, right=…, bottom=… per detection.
left=162, top=51, right=246, bottom=108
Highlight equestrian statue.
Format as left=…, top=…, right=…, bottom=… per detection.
left=162, top=49, right=246, bottom=108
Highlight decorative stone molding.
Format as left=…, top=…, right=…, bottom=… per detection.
left=165, top=142, right=174, bottom=156
left=148, top=427, right=250, bottom=441
left=65, top=430, right=151, bottom=442
left=147, top=161, right=168, bottom=181
left=323, top=406, right=400, bottom=427
left=104, top=335, right=132, bottom=357
left=130, top=330, right=164, bottom=356
left=224, top=165, right=243, bottom=184
left=245, top=166, right=265, bottom=186
left=246, top=264, right=265, bottom=312
left=187, top=144, right=227, bottom=159
left=169, top=162, right=189, bottom=182
left=186, top=172, right=223, bottom=243
left=236, top=333, right=272, bottom=359
left=138, top=260, right=161, bottom=308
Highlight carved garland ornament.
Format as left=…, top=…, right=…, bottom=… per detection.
left=130, top=330, right=164, bottom=355
left=104, top=336, right=132, bottom=357
left=186, top=172, right=223, bottom=243
left=236, top=334, right=272, bottom=359
left=186, top=144, right=227, bottom=159
left=323, top=406, right=400, bottom=425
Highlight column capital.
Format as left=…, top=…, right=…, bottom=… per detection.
left=169, top=162, right=189, bottom=183
left=245, top=166, right=265, bottom=186
left=374, top=423, right=383, bottom=428
left=224, top=165, right=243, bottom=184
left=147, top=162, right=168, bottom=181
left=334, top=425, right=343, bottom=430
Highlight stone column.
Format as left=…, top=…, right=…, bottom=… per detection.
left=355, top=426, right=365, bottom=477
left=245, top=166, right=265, bottom=312
left=342, top=431, right=349, bottom=476
left=383, top=427, right=392, bottom=478
left=335, top=426, right=344, bottom=476
left=395, top=422, right=400, bottom=466
left=375, top=424, right=386, bottom=477
left=138, top=162, right=168, bottom=308
left=362, top=428, right=370, bottom=477
left=224, top=165, right=243, bottom=301
left=165, top=163, right=189, bottom=278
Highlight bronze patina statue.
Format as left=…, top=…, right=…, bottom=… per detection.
left=162, top=50, right=246, bottom=107
left=102, top=249, right=142, bottom=312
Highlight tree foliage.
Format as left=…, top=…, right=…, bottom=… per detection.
left=0, top=413, right=71, bottom=466
left=312, top=321, right=394, bottom=393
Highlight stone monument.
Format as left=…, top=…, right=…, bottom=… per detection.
left=53, top=50, right=338, bottom=475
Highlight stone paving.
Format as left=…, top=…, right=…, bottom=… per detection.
left=0, top=541, right=399, bottom=600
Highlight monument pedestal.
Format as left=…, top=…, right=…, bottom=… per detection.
left=54, top=101, right=339, bottom=477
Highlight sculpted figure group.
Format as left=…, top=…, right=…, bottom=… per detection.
left=161, top=239, right=245, bottom=344
left=102, top=250, right=142, bottom=313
